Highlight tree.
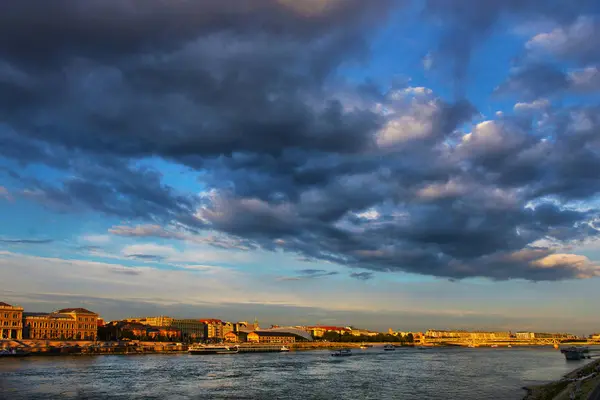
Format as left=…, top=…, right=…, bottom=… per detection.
left=322, top=331, right=342, bottom=342
left=406, top=333, right=414, bottom=343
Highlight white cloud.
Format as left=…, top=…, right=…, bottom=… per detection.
left=81, top=234, right=111, bottom=245
left=532, top=253, right=600, bottom=279
left=355, top=208, right=380, bottom=220
left=514, top=98, right=550, bottom=112
left=376, top=102, right=438, bottom=147
left=569, top=66, right=600, bottom=92
left=525, top=16, right=595, bottom=56
left=122, top=243, right=178, bottom=258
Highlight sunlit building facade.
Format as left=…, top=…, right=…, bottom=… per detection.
left=23, top=308, right=98, bottom=340
left=0, top=302, right=23, bottom=339
left=247, top=331, right=296, bottom=344
left=171, top=319, right=206, bottom=341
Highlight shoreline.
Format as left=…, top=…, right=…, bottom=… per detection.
left=523, top=358, right=600, bottom=400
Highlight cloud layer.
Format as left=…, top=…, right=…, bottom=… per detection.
left=1, top=1, right=600, bottom=281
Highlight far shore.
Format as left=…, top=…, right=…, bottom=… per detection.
left=2, top=339, right=598, bottom=359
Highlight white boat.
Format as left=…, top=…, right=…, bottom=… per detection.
left=188, top=344, right=238, bottom=355
left=490, top=345, right=498, bottom=348
left=383, top=344, right=396, bottom=351
left=331, top=349, right=352, bottom=357
left=234, top=344, right=290, bottom=353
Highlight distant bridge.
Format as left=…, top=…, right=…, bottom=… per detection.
left=416, top=337, right=598, bottom=347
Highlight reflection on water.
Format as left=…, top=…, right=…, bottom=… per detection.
left=0, top=347, right=592, bottom=400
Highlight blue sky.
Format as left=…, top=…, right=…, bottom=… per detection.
left=1, top=1, right=600, bottom=333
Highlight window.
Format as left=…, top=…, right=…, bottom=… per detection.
left=13, top=313, right=17, bottom=319
left=3, top=313, right=7, bottom=318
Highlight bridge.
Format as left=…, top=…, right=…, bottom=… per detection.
left=416, top=337, right=598, bottom=347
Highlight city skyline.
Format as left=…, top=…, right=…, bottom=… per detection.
left=2, top=1, right=600, bottom=334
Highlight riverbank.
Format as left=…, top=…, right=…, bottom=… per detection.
left=1, top=339, right=417, bottom=356
left=523, top=358, right=600, bottom=400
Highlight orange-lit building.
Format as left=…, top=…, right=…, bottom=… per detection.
left=23, top=308, right=99, bottom=340
left=224, top=331, right=250, bottom=343
left=247, top=331, right=296, bottom=344
left=171, top=319, right=206, bottom=341
left=147, top=326, right=181, bottom=340
left=0, top=302, right=23, bottom=339
left=200, top=319, right=223, bottom=340
left=307, top=326, right=351, bottom=338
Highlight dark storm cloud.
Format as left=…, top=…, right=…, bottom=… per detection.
left=0, top=0, right=599, bottom=281
left=423, top=0, right=599, bottom=91
left=15, top=156, right=199, bottom=224
left=496, top=64, right=571, bottom=99
left=0, top=0, right=397, bottom=66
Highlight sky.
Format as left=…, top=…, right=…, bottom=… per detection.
left=1, top=0, right=600, bottom=334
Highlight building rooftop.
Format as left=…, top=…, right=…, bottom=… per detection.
left=199, top=319, right=223, bottom=324
left=0, top=302, right=23, bottom=309
left=308, top=326, right=350, bottom=331
left=24, top=312, right=74, bottom=320
left=57, top=308, right=96, bottom=314
left=250, top=331, right=298, bottom=337
left=23, top=312, right=50, bottom=317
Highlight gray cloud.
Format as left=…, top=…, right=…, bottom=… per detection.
left=350, top=272, right=374, bottom=281
left=126, top=254, right=165, bottom=262
left=0, top=0, right=599, bottom=282
left=279, top=269, right=339, bottom=281
left=423, top=0, right=598, bottom=94
left=0, top=238, right=53, bottom=244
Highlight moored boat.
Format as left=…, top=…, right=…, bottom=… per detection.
left=188, top=344, right=238, bottom=355
left=235, top=344, right=291, bottom=353
left=0, top=348, right=31, bottom=358
left=331, top=349, right=352, bottom=357
left=383, top=344, right=396, bottom=351
left=560, top=346, right=590, bottom=361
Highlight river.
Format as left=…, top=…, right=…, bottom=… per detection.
left=0, top=346, right=592, bottom=399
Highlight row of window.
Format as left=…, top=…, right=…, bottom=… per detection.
left=2, top=313, right=20, bottom=319
left=30, top=322, right=97, bottom=329
left=29, top=332, right=96, bottom=340
left=2, top=321, right=20, bottom=326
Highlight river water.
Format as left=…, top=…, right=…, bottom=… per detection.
left=0, top=346, right=592, bottom=399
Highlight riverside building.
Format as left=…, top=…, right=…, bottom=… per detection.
left=23, top=308, right=99, bottom=340
left=0, top=302, right=23, bottom=339
left=247, top=331, right=296, bottom=344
